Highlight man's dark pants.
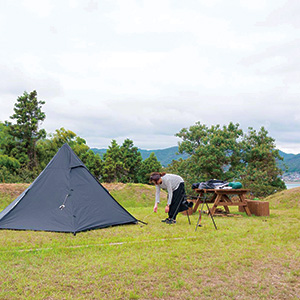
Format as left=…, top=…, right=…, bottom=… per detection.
left=168, top=182, right=188, bottom=220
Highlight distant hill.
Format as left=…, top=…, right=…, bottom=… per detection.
left=138, top=147, right=189, bottom=166
left=91, top=146, right=189, bottom=167
left=91, top=147, right=300, bottom=172
left=91, top=148, right=107, bottom=157
left=278, top=150, right=300, bottom=173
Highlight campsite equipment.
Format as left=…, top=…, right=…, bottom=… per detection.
left=228, top=182, right=242, bottom=189
left=192, top=180, right=243, bottom=190
left=192, top=179, right=228, bottom=190
left=0, top=144, right=139, bottom=234
left=195, top=193, right=218, bottom=230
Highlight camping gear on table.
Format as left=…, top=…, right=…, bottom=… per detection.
left=192, top=179, right=242, bottom=190
left=228, top=182, right=242, bottom=189
left=192, top=179, right=228, bottom=190
left=0, top=144, right=138, bottom=234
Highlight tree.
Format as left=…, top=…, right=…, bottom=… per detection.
left=174, top=121, right=285, bottom=197
left=82, top=149, right=103, bottom=180
left=119, top=139, right=142, bottom=183
left=7, top=90, right=46, bottom=170
left=0, top=122, right=11, bottom=154
left=0, top=154, right=21, bottom=183
left=240, top=127, right=285, bottom=197
left=165, top=157, right=196, bottom=188
left=176, top=122, right=243, bottom=181
left=1, top=122, right=31, bottom=182
left=37, top=128, right=103, bottom=180
left=36, top=128, right=77, bottom=170
left=71, top=136, right=103, bottom=180
left=102, top=140, right=123, bottom=183
left=137, top=152, right=162, bottom=183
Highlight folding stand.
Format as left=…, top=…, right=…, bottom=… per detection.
left=186, top=211, right=191, bottom=225
left=195, top=194, right=217, bottom=230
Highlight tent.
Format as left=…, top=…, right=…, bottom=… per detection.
left=0, top=143, right=138, bottom=234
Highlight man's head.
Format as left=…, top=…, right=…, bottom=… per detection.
left=150, top=172, right=165, bottom=185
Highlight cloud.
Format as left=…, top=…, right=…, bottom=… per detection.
left=263, top=0, right=300, bottom=28
left=0, top=62, right=63, bottom=99
left=1, top=0, right=300, bottom=153
left=21, top=0, right=54, bottom=17
left=0, top=65, right=31, bottom=95
left=84, top=0, right=98, bottom=12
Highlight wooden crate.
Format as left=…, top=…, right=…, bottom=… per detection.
left=239, top=200, right=269, bottom=216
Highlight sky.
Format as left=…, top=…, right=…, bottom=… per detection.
left=0, top=0, right=300, bottom=153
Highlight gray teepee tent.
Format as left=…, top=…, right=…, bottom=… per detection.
left=0, top=143, right=138, bottom=234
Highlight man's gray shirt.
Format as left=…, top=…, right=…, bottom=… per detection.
left=155, top=174, right=184, bottom=205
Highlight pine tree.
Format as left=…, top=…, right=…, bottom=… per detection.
left=102, top=140, right=123, bottom=182
left=137, top=152, right=162, bottom=184
left=8, top=90, right=46, bottom=170
left=120, top=139, right=142, bottom=183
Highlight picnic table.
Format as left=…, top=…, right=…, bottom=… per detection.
left=193, top=188, right=251, bottom=216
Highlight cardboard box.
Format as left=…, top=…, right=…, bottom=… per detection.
left=239, top=200, right=269, bottom=216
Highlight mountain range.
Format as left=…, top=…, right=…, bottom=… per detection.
left=91, top=147, right=300, bottom=172
left=277, top=150, right=300, bottom=173
left=91, top=146, right=188, bottom=167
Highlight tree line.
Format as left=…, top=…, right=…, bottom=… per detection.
left=0, top=91, right=162, bottom=184
left=0, top=90, right=286, bottom=197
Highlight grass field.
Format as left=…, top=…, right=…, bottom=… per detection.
left=0, top=183, right=299, bottom=300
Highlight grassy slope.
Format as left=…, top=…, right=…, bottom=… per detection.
left=0, top=184, right=299, bottom=300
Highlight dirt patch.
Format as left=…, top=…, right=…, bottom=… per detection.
left=0, top=182, right=128, bottom=195
left=0, top=182, right=155, bottom=194
left=102, top=183, right=126, bottom=191
left=0, top=183, right=29, bottom=198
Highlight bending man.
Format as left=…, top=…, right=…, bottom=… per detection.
left=150, top=172, right=192, bottom=224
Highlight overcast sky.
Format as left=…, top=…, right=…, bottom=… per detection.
left=1, top=0, right=300, bottom=153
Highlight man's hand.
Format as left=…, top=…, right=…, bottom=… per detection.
left=153, top=204, right=158, bottom=213
left=165, top=205, right=169, bottom=213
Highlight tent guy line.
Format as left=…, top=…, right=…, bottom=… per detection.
left=1, top=236, right=199, bottom=253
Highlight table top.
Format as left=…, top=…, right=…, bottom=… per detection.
left=195, top=188, right=250, bottom=194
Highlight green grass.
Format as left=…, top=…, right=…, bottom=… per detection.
left=0, top=184, right=300, bottom=299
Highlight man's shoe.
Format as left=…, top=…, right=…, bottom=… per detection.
left=165, top=218, right=176, bottom=224
left=161, top=218, right=170, bottom=222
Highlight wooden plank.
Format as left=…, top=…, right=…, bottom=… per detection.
left=193, top=198, right=201, bottom=213
left=243, top=206, right=251, bottom=216
left=217, top=202, right=248, bottom=206
left=193, top=193, right=216, bottom=213
left=215, top=189, right=249, bottom=195
left=210, top=194, right=222, bottom=215
left=195, top=189, right=215, bottom=193
left=195, top=188, right=250, bottom=193
left=223, top=205, right=230, bottom=213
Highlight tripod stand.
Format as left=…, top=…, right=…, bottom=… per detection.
left=195, top=194, right=218, bottom=231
